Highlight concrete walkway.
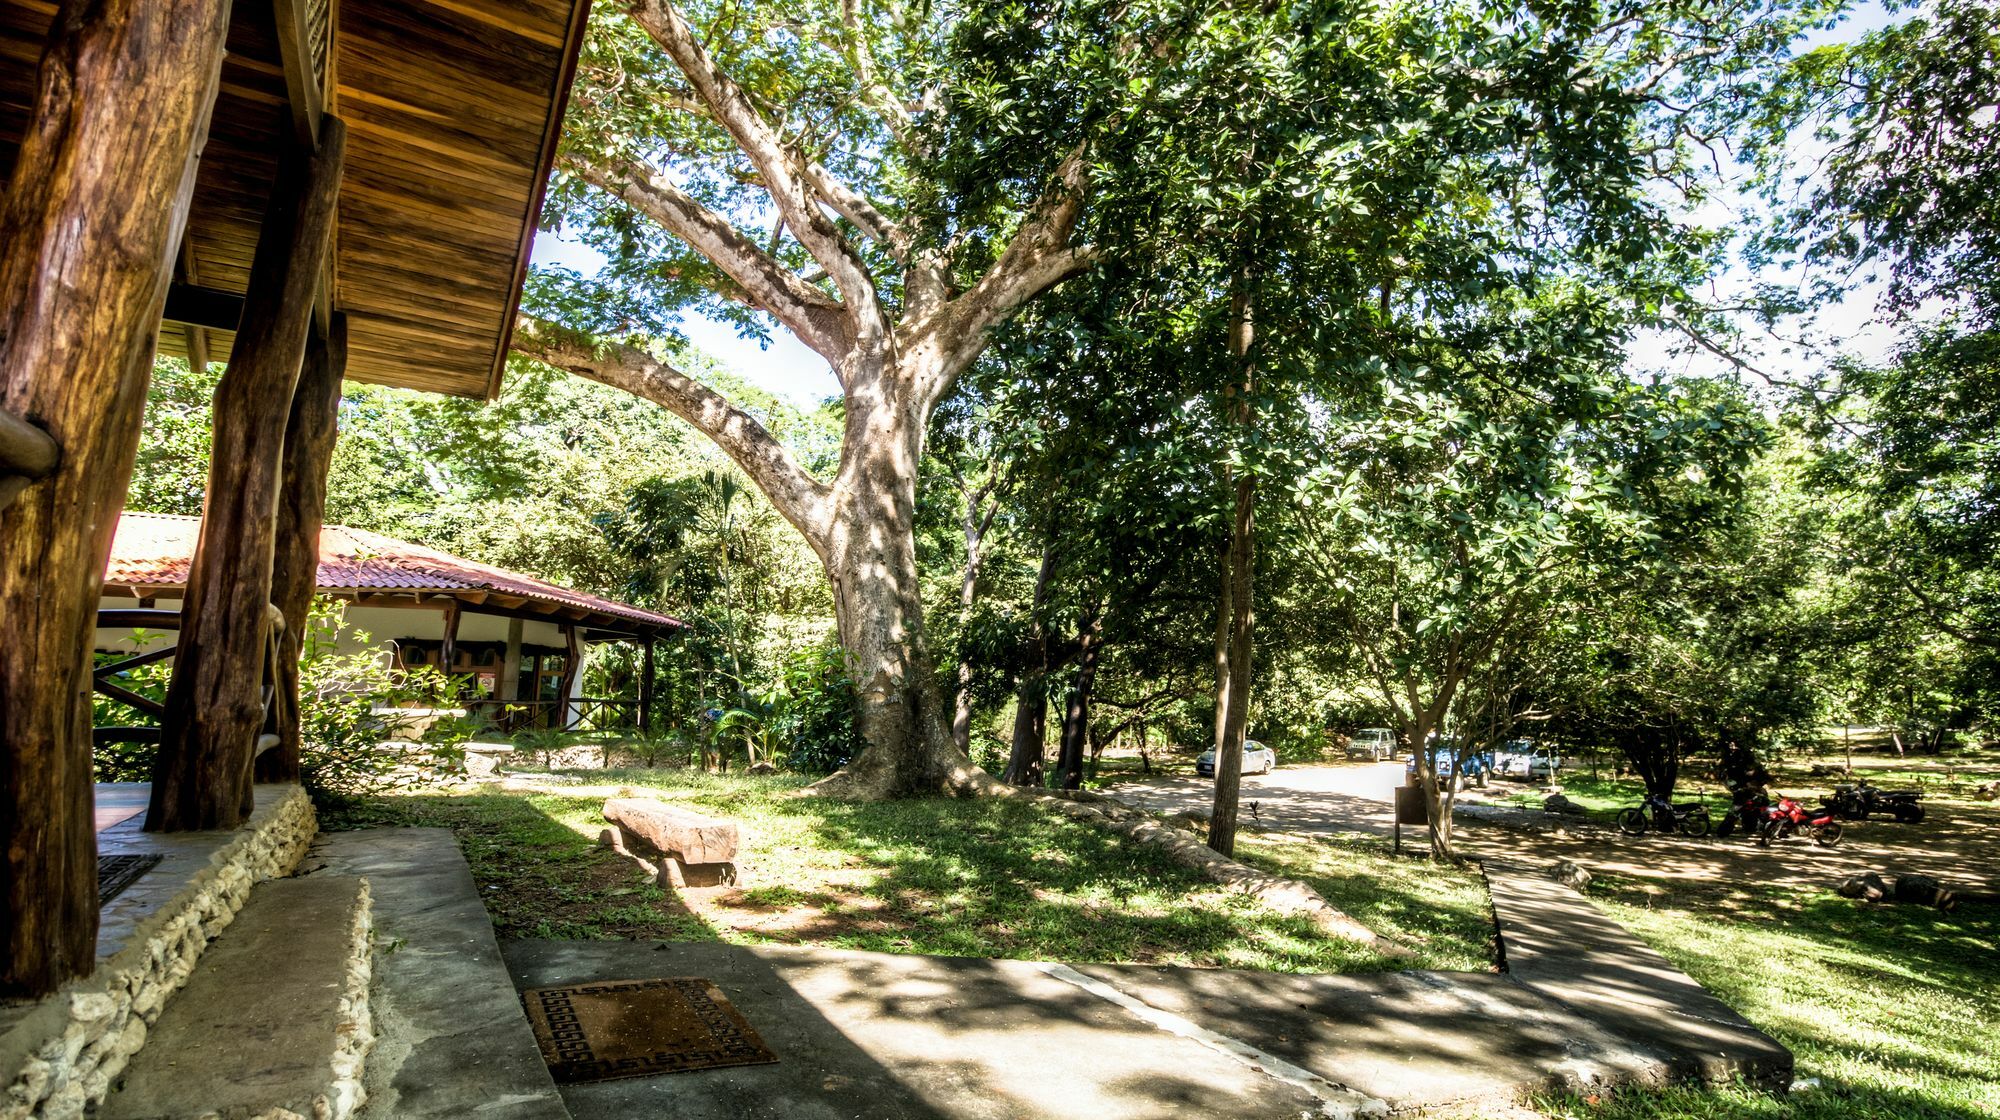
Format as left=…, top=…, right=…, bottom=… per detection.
left=318, top=775, right=1793, bottom=1119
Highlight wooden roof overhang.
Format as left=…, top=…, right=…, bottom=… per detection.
left=0, top=0, right=591, bottom=399
left=103, top=580, right=678, bottom=641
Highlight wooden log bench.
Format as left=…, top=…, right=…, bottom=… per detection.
left=600, top=798, right=741, bottom=888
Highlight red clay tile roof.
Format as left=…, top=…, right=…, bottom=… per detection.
left=105, top=512, right=682, bottom=634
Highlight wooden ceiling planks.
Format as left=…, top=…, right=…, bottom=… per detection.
left=334, top=0, right=587, bottom=398
left=0, top=0, right=589, bottom=400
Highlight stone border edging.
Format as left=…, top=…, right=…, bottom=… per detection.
left=0, top=786, right=317, bottom=1120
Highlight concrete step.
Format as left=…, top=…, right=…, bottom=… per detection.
left=99, top=874, right=373, bottom=1120
left=313, top=827, right=569, bottom=1120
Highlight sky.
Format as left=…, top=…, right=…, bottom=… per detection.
left=532, top=233, right=843, bottom=407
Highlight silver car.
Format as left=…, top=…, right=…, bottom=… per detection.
left=1493, top=740, right=1564, bottom=779
left=1197, top=740, right=1276, bottom=777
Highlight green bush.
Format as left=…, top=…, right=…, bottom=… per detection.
left=295, top=601, right=475, bottom=804
left=770, top=642, right=866, bottom=774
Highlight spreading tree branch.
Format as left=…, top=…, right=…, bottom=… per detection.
left=566, top=153, right=856, bottom=367
left=909, top=148, right=1099, bottom=405
left=513, top=316, right=832, bottom=547
left=629, top=0, right=887, bottom=345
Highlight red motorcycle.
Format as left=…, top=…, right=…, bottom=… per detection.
left=1757, top=796, right=1844, bottom=847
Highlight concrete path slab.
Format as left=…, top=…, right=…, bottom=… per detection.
left=503, top=940, right=1349, bottom=1120
left=1481, top=859, right=1792, bottom=1088
left=313, top=828, right=569, bottom=1120
left=101, top=875, right=370, bottom=1120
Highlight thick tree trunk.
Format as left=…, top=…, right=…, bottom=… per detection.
left=1002, top=546, right=1059, bottom=787
left=1004, top=676, right=1049, bottom=788
left=1210, top=537, right=1232, bottom=757
left=813, top=413, right=993, bottom=797
left=259, top=313, right=347, bottom=783
left=0, top=0, right=229, bottom=998
left=1055, top=615, right=1103, bottom=790
left=149, top=119, right=345, bottom=832
left=1208, top=277, right=1257, bottom=858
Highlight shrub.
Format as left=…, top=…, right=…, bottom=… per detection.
left=770, top=642, right=866, bottom=774
left=296, top=601, right=476, bottom=804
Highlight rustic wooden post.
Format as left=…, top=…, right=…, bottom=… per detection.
left=148, top=118, right=346, bottom=833
left=500, top=619, right=524, bottom=703
left=438, top=597, right=462, bottom=697
left=0, top=0, right=231, bottom=998
left=559, top=625, right=582, bottom=730
left=639, top=637, right=657, bottom=734
left=257, top=313, right=347, bottom=783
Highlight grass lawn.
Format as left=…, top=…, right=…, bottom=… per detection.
left=1532, top=873, right=2000, bottom=1120
left=326, top=769, right=1492, bottom=974
left=1492, top=774, right=1736, bottom=819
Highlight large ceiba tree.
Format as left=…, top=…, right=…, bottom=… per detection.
left=512, top=0, right=1131, bottom=796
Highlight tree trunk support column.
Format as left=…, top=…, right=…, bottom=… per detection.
left=639, top=638, right=657, bottom=734
left=258, top=312, right=347, bottom=783
left=0, top=0, right=231, bottom=999
left=500, top=619, right=524, bottom=704
left=148, top=118, right=346, bottom=833
left=437, top=597, right=462, bottom=686
left=559, top=625, right=582, bottom=729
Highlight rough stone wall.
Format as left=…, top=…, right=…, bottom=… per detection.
left=321, top=878, right=374, bottom=1120
left=0, top=787, right=317, bottom=1120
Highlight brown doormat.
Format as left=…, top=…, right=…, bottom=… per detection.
left=522, top=978, right=780, bottom=1084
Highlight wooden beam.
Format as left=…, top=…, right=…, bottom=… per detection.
left=162, top=282, right=245, bottom=332
left=149, top=117, right=347, bottom=834
left=0, top=0, right=231, bottom=1000
left=639, top=638, right=656, bottom=735
left=438, top=597, right=462, bottom=680
left=558, top=624, right=581, bottom=730
left=0, top=407, right=60, bottom=479
left=499, top=617, right=523, bottom=702
left=177, top=233, right=212, bottom=373
left=273, top=0, right=331, bottom=147
left=257, top=313, right=346, bottom=784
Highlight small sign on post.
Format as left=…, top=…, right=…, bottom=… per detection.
left=1393, top=784, right=1430, bottom=854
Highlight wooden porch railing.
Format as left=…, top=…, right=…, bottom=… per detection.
left=93, top=606, right=284, bottom=759
left=465, top=697, right=641, bottom=734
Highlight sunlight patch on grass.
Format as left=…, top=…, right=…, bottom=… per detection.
left=334, top=769, right=1495, bottom=975
left=1532, top=874, right=2000, bottom=1120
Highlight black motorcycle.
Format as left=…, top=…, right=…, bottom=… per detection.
left=1616, top=794, right=1711, bottom=837
left=1823, top=780, right=1926, bottom=824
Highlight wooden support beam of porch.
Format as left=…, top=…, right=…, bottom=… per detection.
left=639, top=638, right=656, bottom=735
left=162, top=281, right=244, bottom=332
left=0, top=0, right=232, bottom=1000
left=150, top=117, right=347, bottom=834
left=259, top=313, right=347, bottom=784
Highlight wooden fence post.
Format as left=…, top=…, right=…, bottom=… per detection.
left=148, top=118, right=346, bottom=832
left=0, top=0, right=231, bottom=998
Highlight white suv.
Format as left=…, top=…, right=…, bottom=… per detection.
left=1345, top=728, right=1396, bottom=761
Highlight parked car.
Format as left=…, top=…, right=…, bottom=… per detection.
left=1493, top=740, right=1565, bottom=780
left=1197, top=740, right=1276, bottom=777
left=1405, top=744, right=1493, bottom=788
left=1345, top=727, right=1397, bottom=761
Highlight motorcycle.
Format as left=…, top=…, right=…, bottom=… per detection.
left=1758, top=796, right=1844, bottom=847
left=1823, top=780, right=1926, bottom=824
left=1716, top=783, right=1770, bottom=839
left=1616, top=794, right=1711, bottom=838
